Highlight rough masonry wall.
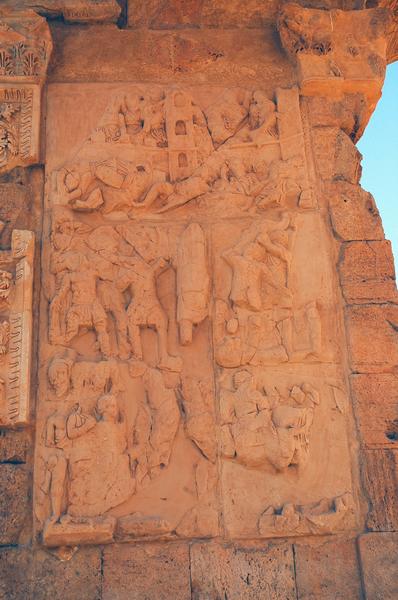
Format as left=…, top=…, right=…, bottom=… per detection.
left=0, top=2, right=397, bottom=599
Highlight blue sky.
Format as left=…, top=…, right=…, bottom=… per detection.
left=358, top=62, right=398, bottom=265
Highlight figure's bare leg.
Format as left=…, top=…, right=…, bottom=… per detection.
left=49, top=453, right=67, bottom=523
left=112, top=308, right=130, bottom=359
left=280, top=316, right=293, bottom=358
left=129, top=322, right=143, bottom=360
left=156, top=311, right=171, bottom=363
left=179, top=318, right=193, bottom=346
left=155, top=310, right=182, bottom=372
left=95, top=322, right=111, bottom=359
left=65, top=311, right=80, bottom=343
left=49, top=299, right=62, bottom=343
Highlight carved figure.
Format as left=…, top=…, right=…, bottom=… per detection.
left=181, top=377, right=216, bottom=463
left=176, top=223, right=210, bottom=345
left=0, top=270, right=12, bottom=301
left=67, top=394, right=135, bottom=517
left=220, top=371, right=320, bottom=471
left=49, top=251, right=111, bottom=357
left=129, top=360, right=180, bottom=487
left=85, top=226, right=131, bottom=359
left=43, top=393, right=134, bottom=523
left=222, top=214, right=294, bottom=313
left=102, top=239, right=181, bottom=371
left=48, top=354, right=75, bottom=399
left=205, top=89, right=249, bottom=147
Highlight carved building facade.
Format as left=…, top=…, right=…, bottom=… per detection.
left=0, top=1, right=397, bottom=598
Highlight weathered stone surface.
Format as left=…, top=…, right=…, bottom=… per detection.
left=190, top=542, right=296, bottom=600
left=362, top=449, right=398, bottom=531
left=278, top=4, right=389, bottom=134
left=0, top=547, right=32, bottom=600
left=1, top=1, right=121, bottom=22
left=0, top=464, right=29, bottom=544
left=48, top=25, right=294, bottom=87
left=294, top=538, right=362, bottom=600
left=339, top=241, right=398, bottom=304
left=128, top=0, right=280, bottom=29
left=346, top=305, right=398, bottom=373
left=0, top=2, right=393, bottom=598
left=312, top=128, right=362, bottom=183
left=0, top=429, right=30, bottom=463
left=351, top=374, right=398, bottom=448
left=358, top=532, right=398, bottom=600
left=328, top=182, right=385, bottom=241
left=102, top=543, right=191, bottom=600
left=35, top=81, right=356, bottom=548
left=306, top=95, right=367, bottom=140
left=32, top=547, right=102, bottom=600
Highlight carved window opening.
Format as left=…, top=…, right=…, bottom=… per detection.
left=178, top=152, right=188, bottom=167
left=175, top=120, right=187, bottom=135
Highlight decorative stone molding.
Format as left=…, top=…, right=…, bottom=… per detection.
left=0, top=9, right=52, bottom=173
left=0, top=229, right=35, bottom=427
left=278, top=3, right=390, bottom=128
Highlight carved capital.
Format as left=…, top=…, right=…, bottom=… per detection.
left=0, top=9, right=52, bottom=173
left=278, top=4, right=390, bottom=109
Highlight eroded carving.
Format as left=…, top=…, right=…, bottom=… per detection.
left=177, top=223, right=209, bottom=346
left=220, top=370, right=320, bottom=471
left=0, top=9, right=52, bottom=172
left=278, top=4, right=389, bottom=135
left=35, top=82, right=357, bottom=546
left=0, top=229, right=34, bottom=426
left=52, top=86, right=314, bottom=218
left=258, top=492, right=355, bottom=537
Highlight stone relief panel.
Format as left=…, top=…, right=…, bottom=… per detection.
left=0, top=229, right=35, bottom=426
left=34, top=82, right=357, bottom=546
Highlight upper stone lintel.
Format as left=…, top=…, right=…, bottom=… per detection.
left=0, top=1, right=121, bottom=25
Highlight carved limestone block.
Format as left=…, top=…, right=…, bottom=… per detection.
left=0, top=229, right=34, bottom=426
left=1, top=1, right=121, bottom=24
left=34, top=83, right=359, bottom=547
left=0, top=9, right=52, bottom=173
left=278, top=4, right=389, bottom=124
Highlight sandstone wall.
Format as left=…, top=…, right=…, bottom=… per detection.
left=0, top=2, right=397, bottom=599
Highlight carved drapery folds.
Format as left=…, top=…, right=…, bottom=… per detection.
left=0, top=9, right=52, bottom=173
left=278, top=3, right=390, bottom=136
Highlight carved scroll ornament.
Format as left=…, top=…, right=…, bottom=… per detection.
left=0, top=9, right=52, bottom=173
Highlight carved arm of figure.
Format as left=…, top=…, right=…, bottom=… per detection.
left=66, top=404, right=97, bottom=440
left=222, top=222, right=259, bottom=263
left=258, top=213, right=297, bottom=263
left=151, top=256, right=169, bottom=277
left=302, top=383, right=320, bottom=408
